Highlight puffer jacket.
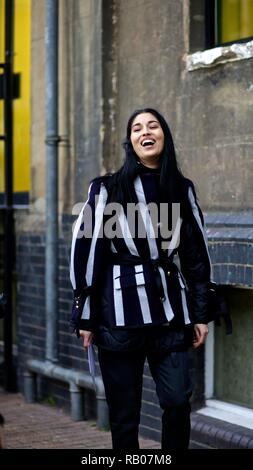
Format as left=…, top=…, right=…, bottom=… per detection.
left=70, top=169, right=211, bottom=336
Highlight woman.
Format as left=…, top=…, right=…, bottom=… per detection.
left=70, top=108, right=210, bottom=450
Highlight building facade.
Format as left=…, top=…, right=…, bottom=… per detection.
left=3, top=0, right=253, bottom=445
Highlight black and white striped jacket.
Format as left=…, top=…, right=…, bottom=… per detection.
left=70, top=169, right=211, bottom=333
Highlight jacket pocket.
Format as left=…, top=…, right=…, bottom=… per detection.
left=114, top=268, right=151, bottom=289
left=156, top=329, right=187, bottom=354
left=94, top=325, right=145, bottom=351
left=113, top=266, right=153, bottom=326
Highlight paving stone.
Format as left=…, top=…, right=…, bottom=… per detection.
left=0, top=389, right=160, bottom=449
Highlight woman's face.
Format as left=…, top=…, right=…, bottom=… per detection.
left=130, top=112, right=164, bottom=168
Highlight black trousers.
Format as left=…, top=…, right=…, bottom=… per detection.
left=97, top=327, right=192, bottom=450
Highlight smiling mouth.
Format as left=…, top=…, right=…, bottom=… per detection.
left=141, top=139, right=156, bottom=147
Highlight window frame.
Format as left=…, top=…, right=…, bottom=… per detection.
left=205, top=0, right=253, bottom=49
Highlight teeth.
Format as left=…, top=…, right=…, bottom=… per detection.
left=142, top=139, right=155, bottom=146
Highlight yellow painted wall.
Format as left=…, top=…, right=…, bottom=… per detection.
left=0, top=0, right=4, bottom=191
left=0, top=0, right=30, bottom=195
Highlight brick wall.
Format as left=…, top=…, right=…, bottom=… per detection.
left=206, top=213, right=253, bottom=286
left=16, top=219, right=96, bottom=416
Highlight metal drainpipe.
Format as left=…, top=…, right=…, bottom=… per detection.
left=45, top=0, right=59, bottom=363
left=24, top=359, right=109, bottom=429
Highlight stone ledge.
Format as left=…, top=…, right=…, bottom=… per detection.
left=207, top=227, right=253, bottom=241
left=204, top=212, right=253, bottom=242
left=191, top=412, right=253, bottom=449
left=204, top=212, right=253, bottom=228
left=185, top=40, right=253, bottom=71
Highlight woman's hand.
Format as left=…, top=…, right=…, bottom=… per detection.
left=192, top=323, right=209, bottom=349
left=79, top=330, right=94, bottom=349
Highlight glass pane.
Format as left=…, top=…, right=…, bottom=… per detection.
left=214, top=288, right=253, bottom=409
left=218, top=0, right=253, bottom=44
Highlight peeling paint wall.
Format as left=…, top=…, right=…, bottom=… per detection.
left=114, top=0, right=184, bottom=156
left=177, top=60, right=253, bottom=209
left=100, top=0, right=253, bottom=210
left=101, top=0, right=119, bottom=173
left=27, top=0, right=253, bottom=217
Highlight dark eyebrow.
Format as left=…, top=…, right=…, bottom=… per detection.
left=131, top=120, right=159, bottom=128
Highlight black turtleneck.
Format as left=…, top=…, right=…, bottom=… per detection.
left=137, top=162, right=161, bottom=175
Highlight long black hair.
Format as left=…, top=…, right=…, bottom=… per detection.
left=100, top=108, right=194, bottom=216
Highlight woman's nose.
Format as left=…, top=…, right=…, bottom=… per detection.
left=142, top=127, right=150, bottom=135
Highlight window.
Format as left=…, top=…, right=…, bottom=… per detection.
left=190, top=0, right=253, bottom=52
left=211, top=288, right=253, bottom=409
left=208, top=0, right=253, bottom=48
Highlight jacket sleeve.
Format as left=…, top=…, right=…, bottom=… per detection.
left=69, top=180, right=109, bottom=334
left=178, top=183, right=211, bottom=324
